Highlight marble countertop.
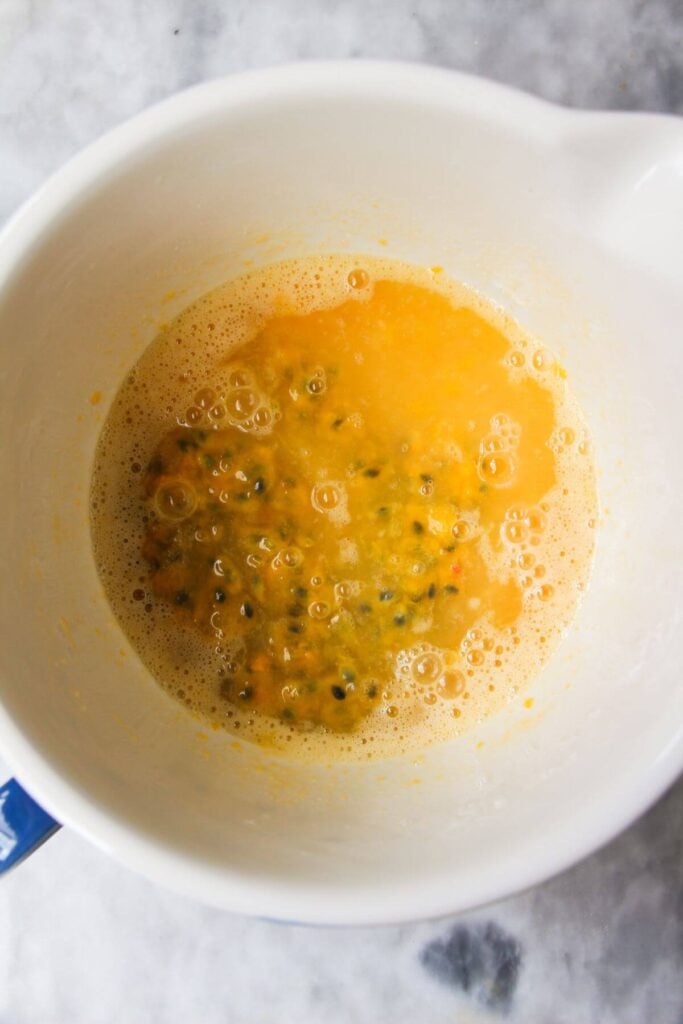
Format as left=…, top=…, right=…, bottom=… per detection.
left=1, top=1, right=682, bottom=1021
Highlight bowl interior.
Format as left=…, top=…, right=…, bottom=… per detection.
left=0, top=65, right=682, bottom=922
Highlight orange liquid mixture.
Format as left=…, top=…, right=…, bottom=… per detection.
left=91, top=256, right=596, bottom=759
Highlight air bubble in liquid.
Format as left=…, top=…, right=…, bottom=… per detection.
left=438, top=670, right=466, bottom=700
left=308, top=601, right=330, bottom=620
left=253, top=406, right=272, bottom=429
left=274, top=546, right=303, bottom=569
left=411, top=652, right=443, bottom=686
left=348, top=268, right=369, bottom=289
left=312, top=482, right=341, bottom=512
left=154, top=479, right=197, bottom=521
left=452, top=520, right=471, bottom=541
left=226, top=388, right=259, bottom=422
left=194, top=387, right=216, bottom=409
left=480, top=432, right=506, bottom=454
left=502, top=520, right=528, bottom=545
left=478, top=451, right=515, bottom=488
left=185, top=405, right=203, bottom=425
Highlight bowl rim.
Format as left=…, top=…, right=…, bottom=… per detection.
left=0, top=60, right=682, bottom=925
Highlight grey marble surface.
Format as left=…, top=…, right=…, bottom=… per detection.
left=1, top=1, right=682, bottom=1021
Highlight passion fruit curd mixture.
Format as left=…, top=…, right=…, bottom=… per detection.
left=91, top=256, right=596, bottom=759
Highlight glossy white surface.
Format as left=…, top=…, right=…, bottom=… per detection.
left=2, top=56, right=682, bottom=923
left=1, top=1, right=682, bottom=1020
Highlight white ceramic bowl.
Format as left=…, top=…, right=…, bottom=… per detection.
left=0, top=62, right=682, bottom=924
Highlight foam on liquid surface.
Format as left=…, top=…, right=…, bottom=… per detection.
left=90, top=256, right=596, bottom=760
